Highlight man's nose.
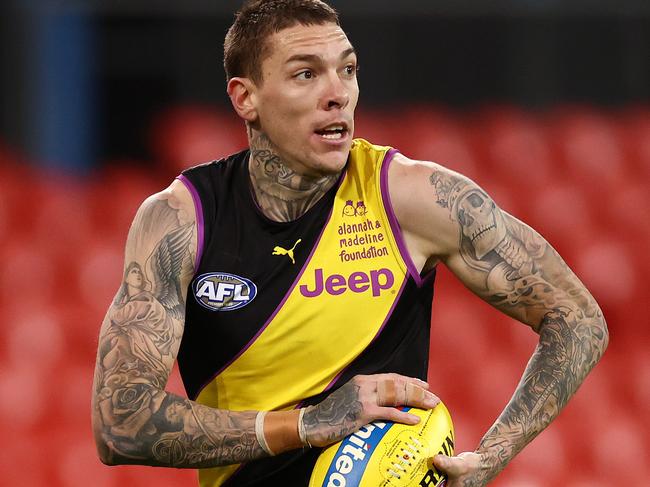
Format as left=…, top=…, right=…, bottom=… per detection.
left=322, top=72, right=350, bottom=110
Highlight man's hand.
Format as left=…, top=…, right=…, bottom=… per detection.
left=433, top=452, right=487, bottom=487
left=303, top=373, right=440, bottom=447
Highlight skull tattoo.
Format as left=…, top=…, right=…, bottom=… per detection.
left=456, top=189, right=507, bottom=259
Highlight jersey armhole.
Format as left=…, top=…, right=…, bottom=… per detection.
left=379, top=149, right=436, bottom=288
left=176, top=174, right=205, bottom=272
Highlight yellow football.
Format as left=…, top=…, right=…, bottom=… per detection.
left=309, top=404, right=454, bottom=487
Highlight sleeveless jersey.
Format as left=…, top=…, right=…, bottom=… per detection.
left=177, top=139, right=435, bottom=487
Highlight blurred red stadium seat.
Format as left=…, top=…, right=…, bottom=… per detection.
left=149, top=105, right=247, bottom=178
left=0, top=157, right=40, bottom=241
left=33, top=175, right=97, bottom=298
left=354, top=108, right=400, bottom=149
left=574, top=239, right=638, bottom=309
left=4, top=307, right=65, bottom=371
left=507, top=427, right=567, bottom=485
left=603, top=181, right=650, bottom=266
left=467, top=354, right=526, bottom=419
left=470, top=105, right=554, bottom=191
left=590, top=410, right=649, bottom=485
left=57, top=303, right=105, bottom=365
left=0, top=361, right=49, bottom=433
left=55, top=363, right=97, bottom=427
left=547, top=107, right=628, bottom=198
left=167, top=362, right=188, bottom=398
left=0, top=241, right=57, bottom=308
left=398, top=106, right=479, bottom=181
left=481, top=181, right=524, bottom=220
left=431, top=295, right=494, bottom=373
left=90, top=164, right=161, bottom=243
left=32, top=174, right=95, bottom=247
left=528, top=183, right=596, bottom=260
left=496, top=474, right=545, bottom=487
left=633, top=352, right=650, bottom=406
left=121, top=465, right=196, bottom=487
left=55, top=433, right=120, bottom=487
left=619, top=106, right=650, bottom=179
left=77, top=240, right=124, bottom=315
left=0, top=433, right=51, bottom=486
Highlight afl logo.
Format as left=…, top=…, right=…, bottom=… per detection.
left=193, top=272, right=257, bottom=312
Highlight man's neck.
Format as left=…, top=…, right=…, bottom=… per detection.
left=248, top=133, right=340, bottom=222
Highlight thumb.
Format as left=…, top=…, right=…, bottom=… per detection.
left=433, top=454, right=464, bottom=476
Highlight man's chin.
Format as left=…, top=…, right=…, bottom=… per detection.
left=309, top=152, right=349, bottom=177
left=307, top=140, right=352, bottom=174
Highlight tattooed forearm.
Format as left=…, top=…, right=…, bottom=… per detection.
left=466, top=308, right=607, bottom=485
left=92, top=190, right=265, bottom=468
left=95, top=302, right=263, bottom=467
left=429, top=170, right=608, bottom=483
left=249, top=133, right=339, bottom=222
left=96, top=378, right=262, bottom=467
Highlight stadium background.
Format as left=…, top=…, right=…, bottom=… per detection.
left=0, top=0, right=648, bottom=485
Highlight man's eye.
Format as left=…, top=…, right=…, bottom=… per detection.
left=344, top=65, right=357, bottom=76
left=296, top=70, right=313, bottom=80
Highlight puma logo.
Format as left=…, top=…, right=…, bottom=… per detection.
left=272, top=239, right=302, bottom=264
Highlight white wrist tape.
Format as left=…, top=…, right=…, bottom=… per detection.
left=255, top=411, right=275, bottom=456
left=298, top=408, right=311, bottom=448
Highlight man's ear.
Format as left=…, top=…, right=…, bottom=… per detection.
left=227, top=77, right=258, bottom=123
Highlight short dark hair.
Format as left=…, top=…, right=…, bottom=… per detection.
left=224, top=0, right=340, bottom=83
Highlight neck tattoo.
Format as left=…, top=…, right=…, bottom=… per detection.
left=248, top=134, right=339, bottom=222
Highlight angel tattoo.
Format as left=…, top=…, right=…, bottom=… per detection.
left=103, top=223, right=194, bottom=384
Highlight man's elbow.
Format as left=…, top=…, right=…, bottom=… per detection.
left=96, top=442, right=117, bottom=466
left=93, top=430, right=119, bottom=466
left=594, top=316, right=609, bottom=361
left=92, top=415, right=125, bottom=466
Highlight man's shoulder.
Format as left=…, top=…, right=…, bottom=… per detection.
left=351, top=137, right=392, bottom=153
left=386, top=153, right=464, bottom=261
left=181, top=148, right=249, bottom=179
left=348, top=138, right=395, bottom=178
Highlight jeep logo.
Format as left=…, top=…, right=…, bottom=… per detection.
left=193, top=272, right=257, bottom=311
left=299, top=268, right=394, bottom=298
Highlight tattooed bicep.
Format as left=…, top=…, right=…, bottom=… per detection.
left=96, top=186, right=197, bottom=380
left=126, top=186, right=197, bottom=276
left=429, top=170, right=515, bottom=265
left=430, top=169, right=596, bottom=329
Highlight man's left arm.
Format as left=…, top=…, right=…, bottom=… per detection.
left=388, top=155, right=609, bottom=486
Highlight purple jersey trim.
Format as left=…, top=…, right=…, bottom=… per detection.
left=380, top=149, right=434, bottom=287
left=193, top=170, right=348, bottom=401
left=176, top=175, right=205, bottom=270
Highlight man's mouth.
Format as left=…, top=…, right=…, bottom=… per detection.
left=315, top=123, right=349, bottom=140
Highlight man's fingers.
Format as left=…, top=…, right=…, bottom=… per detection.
left=433, top=454, right=464, bottom=475
left=406, top=382, right=440, bottom=408
left=376, top=378, right=439, bottom=408
left=369, top=373, right=429, bottom=389
left=377, top=379, right=397, bottom=406
left=375, top=406, right=421, bottom=425
left=433, top=452, right=481, bottom=476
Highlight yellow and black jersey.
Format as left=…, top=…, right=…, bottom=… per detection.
left=177, top=139, right=435, bottom=486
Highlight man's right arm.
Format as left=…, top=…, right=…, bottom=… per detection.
left=91, top=180, right=438, bottom=469
left=91, top=180, right=267, bottom=467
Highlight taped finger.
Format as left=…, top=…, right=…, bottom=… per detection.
left=405, top=382, right=426, bottom=404
left=377, top=379, right=397, bottom=406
